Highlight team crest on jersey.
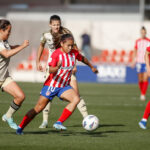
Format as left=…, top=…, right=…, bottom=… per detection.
left=46, top=91, right=51, bottom=96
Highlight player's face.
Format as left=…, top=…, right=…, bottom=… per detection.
left=50, top=20, right=61, bottom=33
left=0, top=25, right=11, bottom=41
left=141, top=29, right=146, bottom=38
left=61, top=39, right=74, bottom=53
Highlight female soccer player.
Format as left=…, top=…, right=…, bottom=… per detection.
left=0, top=19, right=29, bottom=129
left=16, top=34, right=98, bottom=134
left=139, top=46, right=150, bottom=129
left=131, top=26, right=150, bottom=101
left=37, top=15, right=89, bottom=128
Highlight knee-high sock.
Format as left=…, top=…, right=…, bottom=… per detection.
left=141, top=81, right=148, bottom=95
left=143, top=101, right=150, bottom=120
left=19, top=115, right=33, bottom=129
left=58, top=108, right=72, bottom=123
left=77, top=97, right=88, bottom=118
left=42, top=102, right=51, bottom=123
left=139, top=82, right=143, bottom=94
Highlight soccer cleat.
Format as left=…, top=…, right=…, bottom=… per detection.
left=39, top=121, right=48, bottom=128
left=139, top=120, right=147, bottom=129
left=2, top=114, right=18, bottom=130
left=140, top=95, right=146, bottom=101
left=16, top=127, right=24, bottom=135
left=53, top=121, right=67, bottom=131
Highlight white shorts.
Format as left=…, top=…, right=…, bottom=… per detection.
left=0, top=77, right=13, bottom=90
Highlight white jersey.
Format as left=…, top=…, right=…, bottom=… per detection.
left=40, top=27, right=72, bottom=64
left=40, top=31, right=55, bottom=64
left=0, top=40, right=11, bottom=81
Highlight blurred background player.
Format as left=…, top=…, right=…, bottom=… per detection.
left=81, top=31, right=91, bottom=61
left=17, top=34, right=98, bottom=134
left=0, top=19, right=29, bottom=129
left=36, top=15, right=89, bottom=128
left=139, top=45, right=150, bottom=129
left=131, top=26, right=150, bottom=101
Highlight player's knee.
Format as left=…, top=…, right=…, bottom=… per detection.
left=16, top=92, right=25, bottom=102
left=73, top=96, right=80, bottom=105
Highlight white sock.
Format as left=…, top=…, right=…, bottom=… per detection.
left=43, top=101, right=51, bottom=123
left=77, top=97, right=88, bottom=118
left=5, top=107, right=16, bottom=118
left=5, top=101, right=20, bottom=118
left=142, top=118, right=147, bottom=122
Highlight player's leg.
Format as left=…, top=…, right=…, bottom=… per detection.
left=139, top=101, right=150, bottom=129
left=141, top=72, right=149, bottom=100
left=17, top=96, right=49, bottom=134
left=39, top=67, right=51, bottom=128
left=53, top=87, right=80, bottom=130
left=39, top=101, right=52, bottom=128
left=70, top=74, right=88, bottom=118
left=2, top=78, right=25, bottom=129
left=138, top=73, right=146, bottom=101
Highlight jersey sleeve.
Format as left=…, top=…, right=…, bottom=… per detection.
left=48, top=52, right=58, bottom=67
left=73, top=50, right=83, bottom=61
left=40, top=33, right=46, bottom=44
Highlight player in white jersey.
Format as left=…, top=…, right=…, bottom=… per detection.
left=36, top=15, right=89, bottom=128
left=131, top=26, right=150, bottom=101
left=0, top=19, right=29, bottom=129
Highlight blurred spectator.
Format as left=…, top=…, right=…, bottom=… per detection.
left=81, top=32, right=91, bottom=60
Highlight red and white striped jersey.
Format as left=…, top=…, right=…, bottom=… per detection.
left=134, top=37, right=150, bottom=63
left=44, top=48, right=82, bottom=87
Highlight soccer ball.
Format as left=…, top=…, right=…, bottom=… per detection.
left=82, top=115, right=99, bottom=131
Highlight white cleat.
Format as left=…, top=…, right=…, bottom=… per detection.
left=39, top=121, right=48, bottom=128
left=140, top=95, right=146, bottom=101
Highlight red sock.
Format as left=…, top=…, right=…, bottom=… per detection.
left=58, top=108, right=72, bottom=123
left=139, top=82, right=143, bottom=94
left=143, top=101, right=150, bottom=120
left=141, top=81, right=148, bottom=95
left=19, top=115, right=32, bottom=129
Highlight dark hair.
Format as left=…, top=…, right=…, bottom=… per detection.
left=60, top=34, right=74, bottom=43
left=0, top=19, right=11, bottom=31
left=50, top=15, right=61, bottom=24
left=141, top=26, right=146, bottom=31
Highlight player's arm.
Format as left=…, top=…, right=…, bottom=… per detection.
left=0, top=40, right=29, bottom=58
left=81, top=56, right=98, bottom=74
left=145, top=48, right=150, bottom=76
left=49, top=53, right=61, bottom=73
left=36, top=42, right=45, bottom=71
left=49, top=61, right=61, bottom=73
left=131, top=41, right=137, bottom=68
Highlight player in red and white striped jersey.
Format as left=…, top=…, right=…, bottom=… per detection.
left=131, top=26, right=150, bottom=101
left=16, top=34, right=98, bottom=134
left=138, top=46, right=150, bottom=129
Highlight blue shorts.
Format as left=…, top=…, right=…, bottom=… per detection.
left=136, top=63, right=147, bottom=73
left=40, top=85, right=73, bottom=101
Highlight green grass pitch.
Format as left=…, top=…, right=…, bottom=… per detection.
left=0, top=82, right=150, bottom=150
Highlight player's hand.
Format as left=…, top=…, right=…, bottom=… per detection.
left=22, top=40, right=29, bottom=48
left=37, top=62, right=44, bottom=72
left=72, top=66, right=77, bottom=74
left=92, top=67, right=98, bottom=74
left=130, top=62, right=136, bottom=69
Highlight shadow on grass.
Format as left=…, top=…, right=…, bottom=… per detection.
left=3, top=123, right=127, bottom=137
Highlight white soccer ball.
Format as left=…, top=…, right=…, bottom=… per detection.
left=82, top=115, right=99, bottom=131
